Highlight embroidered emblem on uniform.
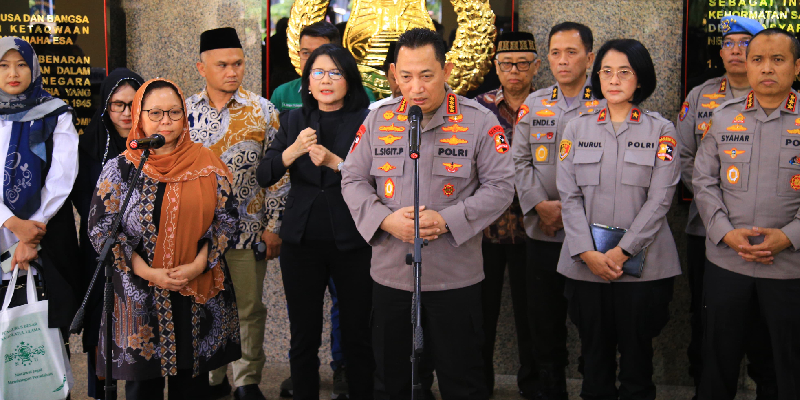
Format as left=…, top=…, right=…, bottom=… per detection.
left=795, top=117, right=800, bottom=126
left=559, top=140, right=572, bottom=161
left=378, top=162, right=396, bottom=172
left=785, top=93, right=797, bottom=112
left=384, top=178, right=395, bottom=198
left=698, top=121, right=709, bottom=132
left=703, top=93, right=725, bottom=100
left=547, top=132, right=554, bottom=139
left=442, top=183, right=455, bottom=197
left=383, top=111, right=395, bottom=120
left=790, top=174, right=800, bottom=190
left=726, top=165, right=740, bottom=185
left=551, top=87, right=559, bottom=100
left=487, top=125, right=504, bottom=136
left=447, top=93, right=458, bottom=114
left=702, top=119, right=713, bottom=140
left=788, top=129, right=800, bottom=135
left=440, top=135, right=468, bottom=145
left=379, top=123, right=405, bottom=132
left=442, top=124, right=469, bottom=133
left=585, top=100, right=600, bottom=108
left=494, top=132, right=510, bottom=153
left=630, top=108, right=641, bottom=122
left=379, top=134, right=403, bottom=144
left=536, top=109, right=556, bottom=117
left=541, top=99, right=557, bottom=107
left=679, top=102, right=689, bottom=121
left=732, top=113, right=745, bottom=123
left=517, top=105, right=530, bottom=123
left=727, top=124, right=747, bottom=132
left=534, top=131, right=554, bottom=140
left=719, top=78, right=727, bottom=93
left=449, top=114, right=463, bottom=123
left=396, top=98, right=408, bottom=113
left=745, top=91, right=755, bottom=109
left=597, top=109, right=607, bottom=122
left=398, top=115, right=408, bottom=122
left=657, top=136, right=677, bottom=162
left=724, top=147, right=746, bottom=159
left=350, top=125, right=366, bottom=153
left=583, top=86, right=592, bottom=100
left=587, top=109, right=594, bottom=113
left=535, top=145, right=548, bottom=162
left=443, top=162, right=463, bottom=173
left=789, top=155, right=799, bottom=166
left=701, top=101, right=721, bottom=109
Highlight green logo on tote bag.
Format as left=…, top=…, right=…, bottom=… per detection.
left=3, top=341, right=45, bottom=366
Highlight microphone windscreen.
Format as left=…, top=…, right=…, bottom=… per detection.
left=409, top=105, right=423, bottom=119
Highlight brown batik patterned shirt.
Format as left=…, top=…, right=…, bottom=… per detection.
left=475, top=86, right=529, bottom=244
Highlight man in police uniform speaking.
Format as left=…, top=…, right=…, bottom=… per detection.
left=675, top=17, right=776, bottom=395
left=341, top=28, right=514, bottom=399
left=512, top=22, right=599, bottom=398
left=693, top=28, right=800, bottom=399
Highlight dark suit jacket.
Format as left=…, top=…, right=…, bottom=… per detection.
left=257, top=107, right=369, bottom=251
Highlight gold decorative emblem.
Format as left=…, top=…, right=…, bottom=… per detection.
left=288, top=0, right=496, bottom=97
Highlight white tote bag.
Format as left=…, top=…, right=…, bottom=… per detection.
left=0, top=266, right=73, bottom=400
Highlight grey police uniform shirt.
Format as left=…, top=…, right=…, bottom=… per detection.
left=556, top=107, right=683, bottom=283
left=692, top=90, right=800, bottom=279
left=341, top=88, right=515, bottom=291
left=677, top=76, right=738, bottom=237
left=514, top=83, right=603, bottom=242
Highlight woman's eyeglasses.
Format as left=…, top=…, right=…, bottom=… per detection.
left=108, top=101, right=133, bottom=113
left=141, top=108, right=184, bottom=122
left=597, top=68, right=636, bottom=81
left=310, top=69, right=343, bottom=80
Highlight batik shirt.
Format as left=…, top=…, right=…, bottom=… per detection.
left=187, top=87, right=288, bottom=249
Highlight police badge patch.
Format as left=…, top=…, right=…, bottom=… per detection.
left=679, top=102, right=689, bottom=121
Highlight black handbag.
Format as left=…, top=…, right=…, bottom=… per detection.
left=0, top=262, right=46, bottom=307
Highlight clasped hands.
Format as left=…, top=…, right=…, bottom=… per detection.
left=380, top=206, right=448, bottom=244
left=3, top=216, right=46, bottom=271
left=131, top=243, right=209, bottom=291
left=535, top=200, right=563, bottom=237
left=580, top=246, right=629, bottom=282
left=283, top=128, right=342, bottom=171
left=722, top=227, right=792, bottom=265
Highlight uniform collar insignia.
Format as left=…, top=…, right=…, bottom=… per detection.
left=629, top=107, right=641, bottom=123
left=396, top=97, right=408, bottom=113
left=447, top=93, right=459, bottom=114
left=719, top=78, right=727, bottom=93
left=744, top=91, right=755, bottom=110
left=582, top=86, right=592, bottom=100
left=597, top=108, right=607, bottom=122
left=785, top=92, right=797, bottom=113
left=551, top=86, right=559, bottom=101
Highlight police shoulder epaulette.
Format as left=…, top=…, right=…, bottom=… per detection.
left=530, top=86, right=555, bottom=99
left=642, top=110, right=669, bottom=123
left=715, top=95, right=747, bottom=112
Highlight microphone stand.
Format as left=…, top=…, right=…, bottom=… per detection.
left=405, top=112, right=426, bottom=400
left=70, top=149, right=152, bottom=400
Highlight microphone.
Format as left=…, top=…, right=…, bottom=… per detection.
left=408, top=105, right=423, bottom=159
left=130, top=134, right=166, bottom=150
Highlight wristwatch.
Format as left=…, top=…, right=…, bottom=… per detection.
left=336, top=160, right=345, bottom=173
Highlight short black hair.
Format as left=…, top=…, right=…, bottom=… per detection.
left=395, top=28, right=447, bottom=67
left=548, top=22, right=594, bottom=53
left=591, top=39, right=657, bottom=105
left=299, top=21, right=341, bottom=46
left=747, top=28, right=800, bottom=61
left=142, top=80, right=182, bottom=104
left=301, top=44, right=370, bottom=113
left=383, top=41, right=397, bottom=74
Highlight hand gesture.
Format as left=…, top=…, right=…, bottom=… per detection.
left=737, top=227, right=792, bottom=264
left=535, top=200, right=563, bottom=237
left=167, top=262, right=205, bottom=282
left=308, top=144, right=343, bottom=170
left=381, top=206, right=428, bottom=243
left=11, top=242, right=38, bottom=271
left=149, top=268, right=188, bottom=291
left=262, top=230, right=282, bottom=260
left=4, top=217, right=46, bottom=245
left=403, top=207, right=447, bottom=242
left=580, top=250, right=622, bottom=281
left=282, top=128, right=317, bottom=167
left=722, top=227, right=763, bottom=262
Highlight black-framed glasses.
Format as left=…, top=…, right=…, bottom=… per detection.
left=497, top=60, right=533, bottom=72
left=141, top=108, right=184, bottom=122
left=597, top=68, right=636, bottom=81
left=722, top=39, right=749, bottom=49
left=310, top=69, right=343, bottom=80
left=108, top=101, right=133, bottom=113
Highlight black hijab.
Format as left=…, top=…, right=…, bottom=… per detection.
left=79, top=68, right=144, bottom=163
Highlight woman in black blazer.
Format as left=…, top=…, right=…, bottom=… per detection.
left=257, top=44, right=373, bottom=400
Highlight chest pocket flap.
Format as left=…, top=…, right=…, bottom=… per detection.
left=573, top=150, right=602, bottom=186
left=622, top=150, right=654, bottom=187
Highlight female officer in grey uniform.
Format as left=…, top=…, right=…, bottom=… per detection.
left=556, top=39, right=681, bottom=399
